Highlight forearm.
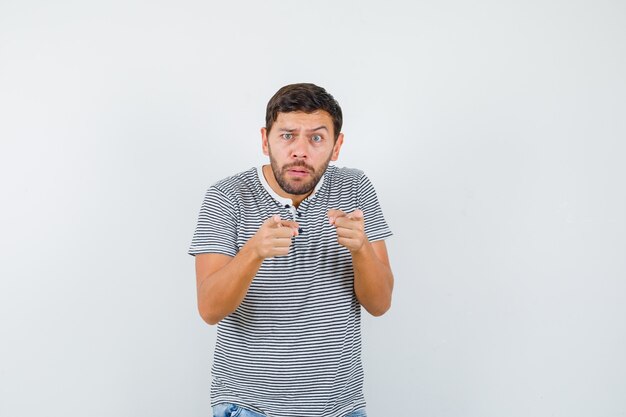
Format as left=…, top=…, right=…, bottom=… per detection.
left=352, top=241, right=394, bottom=316
left=197, top=244, right=264, bottom=325
left=196, top=216, right=299, bottom=325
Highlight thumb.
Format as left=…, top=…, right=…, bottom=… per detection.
left=268, top=214, right=282, bottom=226
left=348, top=209, right=364, bottom=220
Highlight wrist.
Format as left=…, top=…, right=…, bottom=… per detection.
left=241, top=237, right=266, bottom=263
left=350, top=239, right=370, bottom=257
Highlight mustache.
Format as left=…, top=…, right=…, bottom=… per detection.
left=283, top=161, right=315, bottom=173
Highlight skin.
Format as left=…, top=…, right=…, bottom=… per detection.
left=195, top=111, right=394, bottom=324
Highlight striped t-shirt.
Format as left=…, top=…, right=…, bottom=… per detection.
left=189, top=165, right=392, bottom=417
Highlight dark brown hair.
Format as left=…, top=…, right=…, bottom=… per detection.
left=265, top=83, right=343, bottom=140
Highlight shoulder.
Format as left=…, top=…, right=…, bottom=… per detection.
left=209, top=167, right=259, bottom=197
left=324, top=165, right=381, bottom=193
left=324, top=165, right=366, bottom=184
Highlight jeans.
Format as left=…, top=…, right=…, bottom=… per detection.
left=212, top=403, right=367, bottom=417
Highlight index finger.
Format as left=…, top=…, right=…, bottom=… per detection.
left=277, top=220, right=299, bottom=229
left=327, top=209, right=347, bottom=225
left=347, top=209, right=364, bottom=220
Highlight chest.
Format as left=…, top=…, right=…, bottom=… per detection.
left=235, top=190, right=358, bottom=253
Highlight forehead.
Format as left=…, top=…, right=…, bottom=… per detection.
left=273, top=110, right=333, bottom=132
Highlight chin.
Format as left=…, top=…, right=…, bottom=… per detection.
left=282, top=182, right=315, bottom=196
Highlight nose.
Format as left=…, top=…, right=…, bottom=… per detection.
left=290, top=137, right=308, bottom=159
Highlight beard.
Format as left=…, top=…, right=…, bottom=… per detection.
left=269, top=155, right=331, bottom=196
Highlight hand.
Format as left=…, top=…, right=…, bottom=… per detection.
left=250, top=215, right=299, bottom=259
left=327, top=209, right=367, bottom=253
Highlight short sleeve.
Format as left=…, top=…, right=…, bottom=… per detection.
left=357, top=174, right=393, bottom=242
left=188, top=186, right=238, bottom=257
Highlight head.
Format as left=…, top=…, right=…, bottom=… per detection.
left=265, top=83, right=343, bottom=142
left=261, top=83, right=344, bottom=198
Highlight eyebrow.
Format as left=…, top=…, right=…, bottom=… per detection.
left=278, top=126, right=329, bottom=133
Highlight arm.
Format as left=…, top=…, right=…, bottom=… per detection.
left=328, top=209, right=394, bottom=316
left=195, top=215, right=299, bottom=325
left=351, top=240, right=394, bottom=316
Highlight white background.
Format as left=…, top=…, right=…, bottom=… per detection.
left=1, top=1, right=625, bottom=416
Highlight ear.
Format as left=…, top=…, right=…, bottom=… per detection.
left=330, top=133, right=344, bottom=161
left=261, top=127, right=269, bottom=156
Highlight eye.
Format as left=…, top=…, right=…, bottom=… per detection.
left=282, top=133, right=293, bottom=140
left=311, top=134, right=323, bottom=143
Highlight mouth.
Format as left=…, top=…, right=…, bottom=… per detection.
left=286, top=168, right=310, bottom=178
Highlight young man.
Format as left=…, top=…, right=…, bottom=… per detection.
left=189, top=83, right=393, bottom=417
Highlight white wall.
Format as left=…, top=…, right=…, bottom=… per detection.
left=1, top=1, right=625, bottom=416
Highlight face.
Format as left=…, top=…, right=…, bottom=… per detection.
left=262, top=110, right=344, bottom=197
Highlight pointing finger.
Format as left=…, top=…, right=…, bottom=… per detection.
left=278, top=220, right=299, bottom=229
left=327, top=209, right=347, bottom=225
left=278, top=220, right=299, bottom=236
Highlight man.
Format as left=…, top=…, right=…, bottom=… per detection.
left=189, top=83, right=393, bottom=417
